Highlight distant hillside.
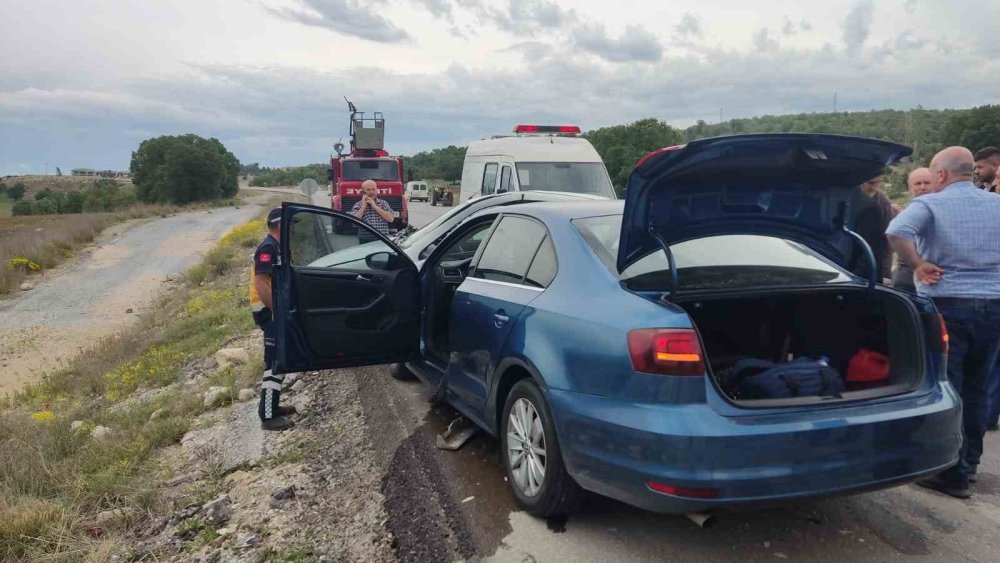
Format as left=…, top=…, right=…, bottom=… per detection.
left=0, top=175, right=132, bottom=199
left=682, top=108, right=964, bottom=163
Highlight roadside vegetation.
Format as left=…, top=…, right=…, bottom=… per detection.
left=0, top=209, right=275, bottom=560
left=131, top=134, right=240, bottom=204
left=0, top=198, right=240, bottom=296
left=248, top=163, right=327, bottom=187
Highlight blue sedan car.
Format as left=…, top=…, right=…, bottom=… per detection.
left=272, top=134, right=961, bottom=518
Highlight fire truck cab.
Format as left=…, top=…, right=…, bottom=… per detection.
left=328, top=103, right=408, bottom=228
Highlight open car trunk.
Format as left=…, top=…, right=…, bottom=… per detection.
left=675, top=287, right=926, bottom=406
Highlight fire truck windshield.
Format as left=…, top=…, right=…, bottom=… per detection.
left=342, top=160, right=398, bottom=181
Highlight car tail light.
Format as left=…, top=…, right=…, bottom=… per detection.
left=647, top=480, right=719, bottom=499
left=628, top=328, right=705, bottom=376
left=923, top=312, right=949, bottom=355
left=635, top=145, right=685, bottom=168
left=937, top=314, right=949, bottom=354
left=513, top=124, right=581, bottom=135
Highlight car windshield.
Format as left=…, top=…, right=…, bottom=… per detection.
left=573, top=214, right=851, bottom=291
left=396, top=200, right=473, bottom=249
left=342, top=160, right=398, bottom=181
left=516, top=162, right=615, bottom=198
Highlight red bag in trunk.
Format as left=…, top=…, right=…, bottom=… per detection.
left=846, top=349, right=890, bottom=390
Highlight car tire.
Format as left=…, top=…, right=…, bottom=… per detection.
left=389, top=362, right=417, bottom=381
left=501, top=379, right=583, bottom=517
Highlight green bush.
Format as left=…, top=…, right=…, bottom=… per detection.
left=8, top=182, right=26, bottom=201
left=11, top=200, right=34, bottom=215
left=130, top=134, right=240, bottom=203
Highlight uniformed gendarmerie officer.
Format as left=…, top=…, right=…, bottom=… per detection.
left=250, top=208, right=296, bottom=431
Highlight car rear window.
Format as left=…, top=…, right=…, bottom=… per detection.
left=573, top=214, right=850, bottom=291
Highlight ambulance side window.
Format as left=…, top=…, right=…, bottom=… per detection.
left=482, top=163, right=498, bottom=196
left=498, top=166, right=512, bottom=193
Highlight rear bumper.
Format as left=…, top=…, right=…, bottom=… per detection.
left=548, top=382, right=961, bottom=514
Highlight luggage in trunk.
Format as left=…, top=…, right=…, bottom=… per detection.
left=677, top=287, right=925, bottom=406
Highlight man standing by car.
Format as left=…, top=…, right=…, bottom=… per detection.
left=251, top=208, right=297, bottom=431
left=973, top=147, right=1000, bottom=192
left=352, top=179, right=396, bottom=237
left=887, top=146, right=1000, bottom=499
left=891, top=167, right=935, bottom=292
left=852, top=173, right=894, bottom=283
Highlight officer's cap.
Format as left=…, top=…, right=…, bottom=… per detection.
left=267, top=208, right=282, bottom=225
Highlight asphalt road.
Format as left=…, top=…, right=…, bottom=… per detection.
left=356, top=364, right=1000, bottom=562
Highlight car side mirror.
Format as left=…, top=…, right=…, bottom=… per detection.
left=366, top=251, right=392, bottom=270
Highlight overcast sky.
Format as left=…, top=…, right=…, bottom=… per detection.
left=2, top=0, right=998, bottom=174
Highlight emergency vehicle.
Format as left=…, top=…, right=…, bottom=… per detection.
left=458, top=125, right=618, bottom=202
left=328, top=101, right=408, bottom=227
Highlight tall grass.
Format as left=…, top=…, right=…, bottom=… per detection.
left=0, top=200, right=240, bottom=296
left=0, top=209, right=272, bottom=561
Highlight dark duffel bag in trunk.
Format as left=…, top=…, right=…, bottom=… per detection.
left=731, top=358, right=845, bottom=400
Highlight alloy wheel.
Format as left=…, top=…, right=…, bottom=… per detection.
left=507, top=398, right=547, bottom=497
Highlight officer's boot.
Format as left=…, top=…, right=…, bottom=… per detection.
left=259, top=371, right=294, bottom=431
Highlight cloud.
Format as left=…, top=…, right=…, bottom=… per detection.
left=676, top=13, right=702, bottom=37
left=842, top=0, right=874, bottom=56
left=413, top=0, right=453, bottom=20
left=782, top=17, right=795, bottom=36
left=481, top=0, right=575, bottom=36
left=572, top=23, right=662, bottom=62
left=752, top=27, right=778, bottom=51
left=266, top=0, right=410, bottom=43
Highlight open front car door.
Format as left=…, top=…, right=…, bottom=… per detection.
left=272, top=203, right=420, bottom=374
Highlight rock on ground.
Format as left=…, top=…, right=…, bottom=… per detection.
left=91, top=425, right=113, bottom=440
left=150, top=408, right=167, bottom=421
left=19, top=282, right=33, bottom=291
left=70, top=420, right=85, bottom=431
left=204, top=386, right=231, bottom=408
left=202, top=494, right=233, bottom=526
left=237, top=388, right=255, bottom=402
left=215, top=348, right=250, bottom=370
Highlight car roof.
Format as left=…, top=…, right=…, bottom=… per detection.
left=465, top=136, right=603, bottom=162
left=471, top=199, right=623, bottom=222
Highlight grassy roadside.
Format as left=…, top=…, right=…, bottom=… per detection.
left=0, top=201, right=284, bottom=561
left=0, top=198, right=241, bottom=296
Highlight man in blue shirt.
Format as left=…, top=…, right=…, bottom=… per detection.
left=887, top=146, right=1000, bottom=499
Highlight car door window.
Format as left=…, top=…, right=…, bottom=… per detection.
left=473, top=216, right=546, bottom=284
left=482, top=163, right=498, bottom=195
left=289, top=211, right=405, bottom=271
left=498, top=165, right=512, bottom=193
left=524, top=235, right=557, bottom=288
left=440, top=223, right=493, bottom=262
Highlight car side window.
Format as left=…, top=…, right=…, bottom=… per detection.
left=440, top=223, right=493, bottom=263
left=289, top=210, right=406, bottom=271
left=525, top=235, right=557, bottom=288
left=482, top=163, right=498, bottom=195
left=473, top=216, right=546, bottom=284
left=499, top=166, right=512, bottom=193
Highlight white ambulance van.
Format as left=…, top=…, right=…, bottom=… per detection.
left=459, top=125, right=618, bottom=202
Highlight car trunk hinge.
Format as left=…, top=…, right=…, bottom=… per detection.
left=647, top=225, right=679, bottom=302
left=843, top=227, right=878, bottom=291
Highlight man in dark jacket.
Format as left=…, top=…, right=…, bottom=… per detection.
left=851, top=173, right=894, bottom=283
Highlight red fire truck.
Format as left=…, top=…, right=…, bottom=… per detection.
left=328, top=101, right=408, bottom=228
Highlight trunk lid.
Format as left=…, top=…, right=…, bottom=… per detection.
left=617, top=134, right=911, bottom=274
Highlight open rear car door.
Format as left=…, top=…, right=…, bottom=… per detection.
left=272, top=203, right=420, bottom=374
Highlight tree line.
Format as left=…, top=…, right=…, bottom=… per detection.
left=10, top=180, right=138, bottom=216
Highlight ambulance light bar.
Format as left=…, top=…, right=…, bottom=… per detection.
left=513, top=124, right=581, bottom=135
